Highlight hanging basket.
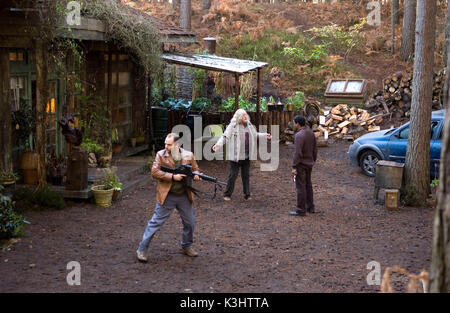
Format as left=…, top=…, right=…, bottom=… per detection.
left=91, top=185, right=114, bottom=207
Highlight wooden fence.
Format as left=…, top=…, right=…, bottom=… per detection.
left=167, top=110, right=304, bottom=135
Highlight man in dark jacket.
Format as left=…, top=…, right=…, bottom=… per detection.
left=290, top=116, right=318, bottom=216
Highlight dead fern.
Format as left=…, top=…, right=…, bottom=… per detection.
left=380, top=266, right=429, bottom=293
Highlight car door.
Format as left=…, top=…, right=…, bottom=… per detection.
left=430, top=120, right=442, bottom=179
left=387, top=123, right=409, bottom=163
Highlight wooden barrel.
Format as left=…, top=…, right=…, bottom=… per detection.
left=20, top=151, right=38, bottom=185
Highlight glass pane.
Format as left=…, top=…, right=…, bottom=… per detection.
left=119, top=54, right=128, bottom=61
left=118, top=72, right=129, bottom=87
left=328, top=81, right=346, bottom=93
left=17, top=52, right=24, bottom=61
left=9, top=52, right=17, bottom=61
left=399, top=127, right=409, bottom=139
left=345, top=81, right=363, bottom=93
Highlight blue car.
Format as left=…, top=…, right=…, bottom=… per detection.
left=348, top=109, right=445, bottom=177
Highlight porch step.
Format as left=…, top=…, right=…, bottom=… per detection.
left=116, top=164, right=147, bottom=183
left=122, top=173, right=152, bottom=195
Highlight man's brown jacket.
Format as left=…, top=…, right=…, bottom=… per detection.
left=151, top=148, right=200, bottom=204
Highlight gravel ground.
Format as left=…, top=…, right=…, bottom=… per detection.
left=0, top=141, right=434, bottom=293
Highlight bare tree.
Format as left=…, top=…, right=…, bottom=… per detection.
left=180, top=0, right=191, bottom=30
left=202, top=0, right=212, bottom=10
left=404, top=0, right=437, bottom=205
left=400, top=0, right=417, bottom=62
left=429, top=51, right=450, bottom=293
left=173, top=0, right=180, bottom=10
left=393, top=0, right=400, bottom=24
left=445, top=2, right=450, bottom=64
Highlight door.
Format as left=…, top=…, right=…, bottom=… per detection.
left=430, top=120, right=442, bottom=179
left=387, top=124, right=409, bottom=163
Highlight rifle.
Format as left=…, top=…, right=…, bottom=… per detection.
left=160, top=164, right=227, bottom=200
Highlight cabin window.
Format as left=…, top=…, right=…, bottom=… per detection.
left=9, top=50, right=25, bottom=62
left=104, top=53, right=131, bottom=144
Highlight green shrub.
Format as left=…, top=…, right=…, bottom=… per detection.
left=0, top=195, right=28, bottom=240
left=13, top=186, right=66, bottom=211
left=80, top=138, right=104, bottom=156
left=191, top=97, right=211, bottom=112
left=159, top=98, right=191, bottom=111
left=219, top=96, right=268, bottom=112
left=283, top=44, right=329, bottom=67
left=285, top=91, right=305, bottom=111
left=95, top=168, right=122, bottom=191
left=307, top=19, right=366, bottom=59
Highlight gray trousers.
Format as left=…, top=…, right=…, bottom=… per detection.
left=137, top=192, right=195, bottom=253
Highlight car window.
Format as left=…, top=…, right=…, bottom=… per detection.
left=398, top=126, right=409, bottom=139
left=431, top=121, right=440, bottom=139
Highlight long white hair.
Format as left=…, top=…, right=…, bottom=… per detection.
left=229, top=109, right=250, bottom=127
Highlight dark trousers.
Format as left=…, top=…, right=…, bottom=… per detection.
left=224, top=159, right=250, bottom=197
left=295, top=165, right=315, bottom=213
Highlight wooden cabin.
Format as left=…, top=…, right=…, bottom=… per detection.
left=0, top=1, right=196, bottom=178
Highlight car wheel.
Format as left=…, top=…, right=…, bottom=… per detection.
left=359, top=150, right=381, bottom=177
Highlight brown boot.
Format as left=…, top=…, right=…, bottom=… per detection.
left=182, top=248, right=198, bottom=257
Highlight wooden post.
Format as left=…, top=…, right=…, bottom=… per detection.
left=106, top=49, right=113, bottom=155
left=234, top=72, right=240, bottom=111
left=256, top=68, right=261, bottom=129
left=35, top=39, right=48, bottom=187
left=147, top=73, right=154, bottom=142
left=0, top=48, right=12, bottom=172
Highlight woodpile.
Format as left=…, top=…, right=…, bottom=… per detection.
left=365, top=70, right=445, bottom=117
left=281, top=103, right=386, bottom=143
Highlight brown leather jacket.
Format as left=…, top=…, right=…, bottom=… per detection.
left=151, top=148, right=200, bottom=204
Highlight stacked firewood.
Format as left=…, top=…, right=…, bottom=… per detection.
left=281, top=103, right=385, bottom=143
left=365, top=70, right=444, bottom=117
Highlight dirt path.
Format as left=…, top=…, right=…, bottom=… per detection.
left=0, top=142, right=433, bottom=292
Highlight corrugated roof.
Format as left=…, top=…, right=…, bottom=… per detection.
left=162, top=53, right=268, bottom=74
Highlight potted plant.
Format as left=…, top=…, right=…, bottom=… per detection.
left=0, top=171, right=19, bottom=186
left=112, top=128, right=122, bottom=154
left=91, top=168, right=120, bottom=207
left=268, top=96, right=276, bottom=112
left=276, top=99, right=284, bottom=111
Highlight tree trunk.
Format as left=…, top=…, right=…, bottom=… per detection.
left=173, top=0, right=180, bottom=10
left=429, top=50, right=450, bottom=293
left=443, top=2, right=450, bottom=107
left=393, top=0, right=400, bottom=24
left=202, top=0, right=212, bottom=10
left=445, top=2, right=450, bottom=65
left=404, top=0, right=437, bottom=206
left=0, top=48, right=12, bottom=172
left=180, top=0, right=191, bottom=30
left=400, top=0, right=417, bottom=62
left=391, top=0, right=395, bottom=55
left=35, top=40, right=48, bottom=187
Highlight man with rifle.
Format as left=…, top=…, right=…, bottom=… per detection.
left=136, top=133, right=202, bottom=262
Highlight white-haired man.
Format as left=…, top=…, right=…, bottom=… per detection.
left=212, top=109, right=271, bottom=201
